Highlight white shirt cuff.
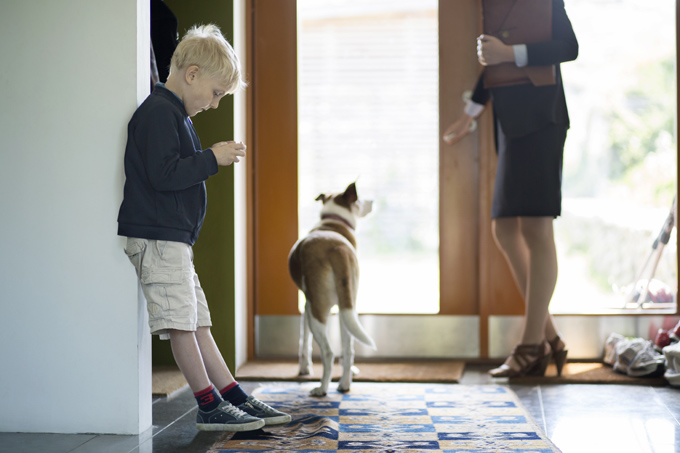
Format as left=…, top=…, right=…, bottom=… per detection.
left=513, top=44, right=528, bottom=67
left=464, top=100, right=485, bottom=118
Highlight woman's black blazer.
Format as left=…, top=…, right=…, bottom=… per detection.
left=471, top=0, right=579, bottom=138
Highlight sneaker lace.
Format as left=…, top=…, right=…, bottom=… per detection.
left=248, top=397, right=274, bottom=411
left=220, top=402, right=249, bottom=417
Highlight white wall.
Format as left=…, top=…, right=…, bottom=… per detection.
left=233, top=0, right=249, bottom=371
left=0, top=0, right=151, bottom=434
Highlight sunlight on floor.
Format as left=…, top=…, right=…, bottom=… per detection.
left=551, top=415, right=677, bottom=453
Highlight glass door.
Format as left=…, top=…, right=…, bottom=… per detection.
left=249, top=0, right=678, bottom=361
left=553, top=0, right=677, bottom=314
left=297, top=0, right=440, bottom=314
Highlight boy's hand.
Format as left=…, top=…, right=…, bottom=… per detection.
left=211, top=141, right=246, bottom=166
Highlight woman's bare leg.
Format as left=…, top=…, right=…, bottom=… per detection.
left=517, top=217, right=558, bottom=344
left=492, top=217, right=559, bottom=344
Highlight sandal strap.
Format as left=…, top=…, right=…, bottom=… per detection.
left=548, top=335, right=565, bottom=353
left=511, top=342, right=548, bottom=368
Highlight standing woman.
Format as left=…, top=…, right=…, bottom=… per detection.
left=443, top=0, right=578, bottom=377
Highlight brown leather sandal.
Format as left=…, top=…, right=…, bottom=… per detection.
left=548, top=335, right=568, bottom=377
left=489, top=341, right=551, bottom=378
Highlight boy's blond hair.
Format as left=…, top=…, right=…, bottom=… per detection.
left=170, top=24, right=246, bottom=93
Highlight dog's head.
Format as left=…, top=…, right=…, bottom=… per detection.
left=315, top=182, right=373, bottom=229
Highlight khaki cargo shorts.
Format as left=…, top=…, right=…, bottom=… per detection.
left=124, top=237, right=211, bottom=339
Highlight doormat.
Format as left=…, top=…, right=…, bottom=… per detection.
left=236, top=360, right=464, bottom=383
left=208, top=383, right=560, bottom=452
left=152, top=366, right=188, bottom=398
left=509, top=362, right=668, bottom=386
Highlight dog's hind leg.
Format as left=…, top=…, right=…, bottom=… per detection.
left=307, top=307, right=334, bottom=397
left=337, top=317, right=355, bottom=393
left=298, top=300, right=313, bottom=376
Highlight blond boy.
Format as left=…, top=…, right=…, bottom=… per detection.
left=118, top=24, right=290, bottom=431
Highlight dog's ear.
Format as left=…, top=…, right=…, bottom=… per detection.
left=315, top=194, right=328, bottom=203
left=343, top=183, right=358, bottom=204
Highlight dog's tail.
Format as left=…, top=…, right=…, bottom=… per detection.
left=339, top=308, right=376, bottom=349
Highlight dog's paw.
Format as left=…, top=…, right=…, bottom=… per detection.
left=351, top=365, right=360, bottom=375
left=299, top=363, right=312, bottom=376
left=338, top=375, right=352, bottom=393
left=309, top=387, right=328, bottom=397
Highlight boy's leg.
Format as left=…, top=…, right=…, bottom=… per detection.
left=169, top=328, right=264, bottom=431
left=195, top=326, right=291, bottom=426
left=125, top=239, right=263, bottom=432
left=194, top=326, right=235, bottom=390
left=169, top=329, right=212, bottom=391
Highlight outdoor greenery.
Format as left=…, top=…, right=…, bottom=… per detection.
left=607, top=56, right=676, bottom=208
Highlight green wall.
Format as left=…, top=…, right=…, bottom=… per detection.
left=152, top=0, right=238, bottom=371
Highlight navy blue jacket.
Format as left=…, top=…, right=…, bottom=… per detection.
left=117, top=84, right=218, bottom=245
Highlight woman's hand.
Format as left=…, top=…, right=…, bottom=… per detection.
left=443, top=114, right=475, bottom=146
left=477, top=34, right=515, bottom=66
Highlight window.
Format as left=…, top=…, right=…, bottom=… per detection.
left=553, top=0, right=677, bottom=313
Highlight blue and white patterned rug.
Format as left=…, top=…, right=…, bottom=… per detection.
left=208, top=383, right=560, bottom=452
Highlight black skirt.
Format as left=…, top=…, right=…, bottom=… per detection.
left=491, top=121, right=567, bottom=218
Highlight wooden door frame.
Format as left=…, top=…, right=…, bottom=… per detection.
left=438, top=1, right=524, bottom=359
left=244, top=0, right=523, bottom=360
left=243, top=0, right=679, bottom=360
left=244, top=0, right=300, bottom=359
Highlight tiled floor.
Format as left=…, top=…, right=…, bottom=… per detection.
left=2, top=364, right=679, bottom=453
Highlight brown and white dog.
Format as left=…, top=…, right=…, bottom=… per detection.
left=288, top=182, right=376, bottom=396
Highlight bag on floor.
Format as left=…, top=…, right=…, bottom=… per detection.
left=603, top=332, right=625, bottom=366
left=663, top=342, right=680, bottom=386
left=612, top=337, right=665, bottom=377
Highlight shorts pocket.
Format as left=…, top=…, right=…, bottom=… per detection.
left=140, top=268, right=185, bottom=317
left=124, top=238, right=146, bottom=258
left=140, top=268, right=184, bottom=285
left=124, top=238, right=147, bottom=276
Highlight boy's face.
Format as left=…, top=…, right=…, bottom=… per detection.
left=183, top=66, right=230, bottom=117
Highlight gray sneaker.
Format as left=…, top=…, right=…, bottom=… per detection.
left=236, top=395, right=292, bottom=426
left=196, top=401, right=265, bottom=432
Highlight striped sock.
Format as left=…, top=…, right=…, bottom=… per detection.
left=220, top=382, right=248, bottom=406
left=194, top=385, right=221, bottom=412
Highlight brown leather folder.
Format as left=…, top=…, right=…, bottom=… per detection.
left=482, top=0, right=556, bottom=88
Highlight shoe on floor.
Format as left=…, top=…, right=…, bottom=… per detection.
left=237, top=395, right=292, bottom=426
left=196, top=400, right=265, bottom=432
